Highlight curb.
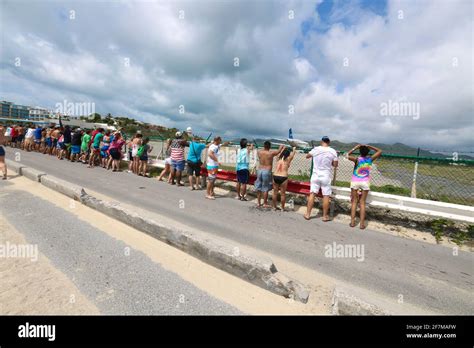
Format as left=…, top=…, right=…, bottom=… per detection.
left=331, top=287, right=391, bottom=315
left=5, top=159, right=310, bottom=303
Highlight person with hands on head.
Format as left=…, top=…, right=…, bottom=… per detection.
left=346, top=144, right=382, bottom=229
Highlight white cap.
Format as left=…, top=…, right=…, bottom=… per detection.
left=186, top=127, right=192, bottom=134
left=175, top=131, right=182, bottom=137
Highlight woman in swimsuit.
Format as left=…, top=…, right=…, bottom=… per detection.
left=272, top=146, right=296, bottom=211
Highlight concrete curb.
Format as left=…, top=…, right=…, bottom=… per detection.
left=17, top=167, right=46, bottom=182
left=6, top=159, right=310, bottom=303
left=5, top=159, right=27, bottom=175
left=40, top=175, right=84, bottom=201
left=331, top=287, right=391, bottom=315
left=79, top=191, right=309, bottom=303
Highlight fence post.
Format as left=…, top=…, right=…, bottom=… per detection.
left=410, top=147, right=420, bottom=198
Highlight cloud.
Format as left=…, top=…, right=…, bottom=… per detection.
left=0, top=0, right=472, bottom=150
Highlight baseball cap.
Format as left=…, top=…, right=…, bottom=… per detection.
left=321, top=136, right=330, bottom=143
left=175, top=131, right=182, bottom=137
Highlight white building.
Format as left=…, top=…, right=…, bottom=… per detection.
left=29, top=106, right=52, bottom=121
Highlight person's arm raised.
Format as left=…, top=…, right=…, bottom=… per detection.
left=288, top=146, right=297, bottom=162
left=347, top=144, right=360, bottom=163
left=271, top=144, right=285, bottom=156
left=367, top=145, right=383, bottom=161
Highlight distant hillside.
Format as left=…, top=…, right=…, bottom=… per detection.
left=314, top=140, right=474, bottom=159
left=229, top=137, right=473, bottom=160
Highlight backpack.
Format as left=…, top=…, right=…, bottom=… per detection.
left=137, top=145, right=146, bottom=157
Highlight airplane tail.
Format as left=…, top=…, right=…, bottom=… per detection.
left=288, top=128, right=293, bottom=139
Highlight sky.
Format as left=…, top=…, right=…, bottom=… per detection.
left=0, top=0, right=472, bottom=150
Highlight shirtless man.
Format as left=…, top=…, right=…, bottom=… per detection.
left=50, top=126, right=61, bottom=156
left=272, top=146, right=296, bottom=211
left=255, top=141, right=284, bottom=208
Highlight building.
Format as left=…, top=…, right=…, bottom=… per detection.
left=0, top=101, right=54, bottom=126
left=29, top=106, right=52, bottom=121
left=1, top=101, right=30, bottom=119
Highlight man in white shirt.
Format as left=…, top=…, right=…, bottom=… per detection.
left=205, top=136, right=230, bottom=199
left=304, top=136, right=338, bottom=222
left=24, top=125, right=35, bottom=152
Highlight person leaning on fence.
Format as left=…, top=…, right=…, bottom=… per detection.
left=205, top=136, right=230, bottom=200
left=137, top=137, right=153, bottom=177
left=0, top=125, right=7, bottom=180
left=255, top=141, right=285, bottom=208
left=272, top=146, right=296, bottom=211
left=235, top=138, right=254, bottom=201
left=169, top=131, right=189, bottom=186
left=347, top=144, right=382, bottom=229
left=157, top=138, right=172, bottom=183
left=304, top=136, right=338, bottom=222
left=187, top=134, right=210, bottom=190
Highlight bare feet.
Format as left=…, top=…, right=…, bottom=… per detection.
left=303, top=214, right=311, bottom=220
left=206, top=195, right=215, bottom=200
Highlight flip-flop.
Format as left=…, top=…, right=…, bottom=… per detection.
left=322, top=218, right=330, bottom=222
left=303, top=215, right=311, bottom=220
left=360, top=225, right=366, bottom=230
left=349, top=222, right=356, bottom=228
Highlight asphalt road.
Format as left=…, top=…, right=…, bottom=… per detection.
left=5, top=149, right=474, bottom=314
left=0, top=185, right=240, bottom=315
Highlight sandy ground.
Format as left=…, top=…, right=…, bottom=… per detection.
left=0, top=214, right=100, bottom=315
left=1, top=175, right=335, bottom=314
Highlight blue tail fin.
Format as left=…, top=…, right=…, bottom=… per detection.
left=288, top=128, right=293, bottom=139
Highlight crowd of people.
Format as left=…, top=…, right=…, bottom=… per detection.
left=0, top=122, right=382, bottom=229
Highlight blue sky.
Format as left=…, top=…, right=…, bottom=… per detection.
left=0, top=0, right=472, bottom=149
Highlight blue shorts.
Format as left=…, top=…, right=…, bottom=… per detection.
left=255, top=169, right=272, bottom=192
left=45, top=138, right=52, bottom=147
left=207, top=165, right=218, bottom=180
left=71, top=145, right=81, bottom=154
left=237, top=169, right=249, bottom=184
left=0, top=146, right=5, bottom=157
left=171, top=159, right=185, bottom=171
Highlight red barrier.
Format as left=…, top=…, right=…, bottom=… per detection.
left=202, top=168, right=322, bottom=197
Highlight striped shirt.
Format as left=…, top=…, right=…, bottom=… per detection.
left=170, top=139, right=185, bottom=161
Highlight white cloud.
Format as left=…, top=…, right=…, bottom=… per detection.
left=0, top=0, right=472, bottom=150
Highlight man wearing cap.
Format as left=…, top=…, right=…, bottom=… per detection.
left=169, top=131, right=189, bottom=186
left=304, top=136, right=338, bottom=222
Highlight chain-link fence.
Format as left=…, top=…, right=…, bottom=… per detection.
left=144, top=138, right=474, bottom=207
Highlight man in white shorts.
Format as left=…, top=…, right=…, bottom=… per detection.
left=304, top=136, right=338, bottom=222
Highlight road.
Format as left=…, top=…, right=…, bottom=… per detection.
left=0, top=182, right=240, bottom=315
left=4, top=149, right=474, bottom=314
